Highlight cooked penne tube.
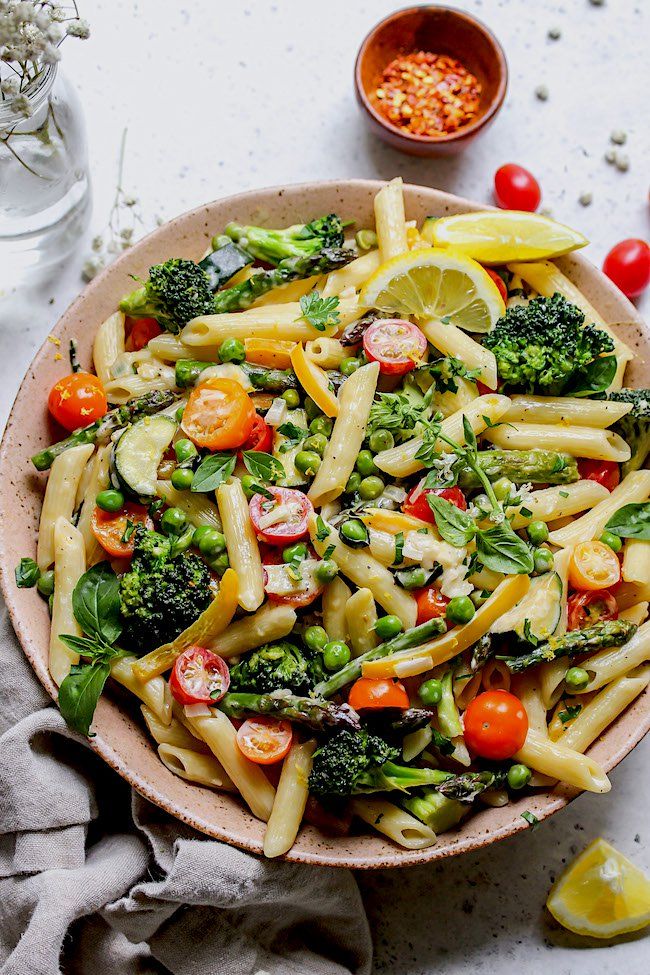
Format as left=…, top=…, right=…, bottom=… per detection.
left=539, top=658, right=570, bottom=710
left=578, top=620, right=650, bottom=693
left=76, top=445, right=111, bottom=564
left=110, top=657, right=172, bottom=724
left=93, top=311, right=125, bottom=386
left=321, top=250, right=381, bottom=297
left=481, top=660, right=511, bottom=693
left=158, top=743, right=236, bottom=791
left=429, top=377, right=479, bottom=419
left=503, top=395, right=632, bottom=428
left=322, top=576, right=352, bottom=641
left=510, top=672, right=548, bottom=737
left=37, top=442, right=95, bottom=570
left=345, top=588, right=380, bottom=657
left=263, top=739, right=316, bottom=858
left=559, top=665, right=650, bottom=752
left=156, top=480, right=222, bottom=531
left=252, top=275, right=321, bottom=307
left=209, top=603, right=297, bottom=659
left=549, top=470, right=650, bottom=547
left=622, top=540, right=650, bottom=585
left=217, top=481, right=264, bottom=612
left=374, top=177, right=408, bottom=261
left=351, top=798, right=437, bottom=849
left=305, top=337, right=348, bottom=368
left=508, top=482, right=609, bottom=530
left=619, top=602, right=649, bottom=626
left=514, top=728, right=610, bottom=793
left=148, top=333, right=219, bottom=363
left=367, top=528, right=399, bottom=566
left=104, top=370, right=177, bottom=405
left=141, top=704, right=209, bottom=751
left=49, top=517, right=86, bottom=686
left=420, top=318, right=498, bottom=389
left=484, top=422, right=630, bottom=462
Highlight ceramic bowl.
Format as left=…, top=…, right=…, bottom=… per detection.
left=354, top=6, right=508, bottom=156
left=1, top=180, right=648, bottom=868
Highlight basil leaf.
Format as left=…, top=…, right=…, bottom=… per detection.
left=242, top=451, right=285, bottom=483
left=315, top=515, right=330, bottom=542
left=72, top=563, right=122, bottom=644
left=567, top=355, right=617, bottom=397
left=191, top=452, right=236, bottom=493
left=431, top=728, right=454, bottom=757
left=276, top=421, right=307, bottom=443
left=15, top=557, right=40, bottom=588
left=605, top=502, right=650, bottom=539
left=476, top=522, right=534, bottom=575
left=393, top=531, right=404, bottom=566
left=427, top=494, right=476, bottom=547
left=462, top=414, right=477, bottom=452
left=58, top=659, right=111, bottom=736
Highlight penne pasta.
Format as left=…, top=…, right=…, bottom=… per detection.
left=141, top=704, right=209, bottom=751
left=510, top=672, right=548, bottom=737
left=508, top=482, right=609, bottom=531
left=110, top=657, right=172, bottom=725
left=93, top=311, right=125, bottom=386
left=559, top=665, right=650, bottom=753
left=210, top=603, right=297, bottom=659
left=374, top=177, right=408, bottom=261
left=578, top=620, right=650, bottom=693
left=49, top=518, right=86, bottom=686
left=217, top=481, right=264, bottom=612
left=351, top=798, right=437, bottom=849
left=76, top=444, right=111, bottom=564
left=484, top=422, right=630, bottom=463
left=622, top=540, right=650, bottom=586
left=304, top=336, right=348, bottom=368
left=420, top=318, right=498, bottom=389
left=503, top=394, right=632, bottom=428
left=322, top=576, right=352, bottom=641
left=321, top=250, right=381, bottom=297
left=103, top=370, right=176, bottom=405
left=158, top=743, right=236, bottom=791
left=514, top=729, right=610, bottom=793
left=345, top=588, right=380, bottom=657
left=156, top=480, right=222, bottom=531
left=37, top=443, right=95, bottom=571
left=263, top=739, right=315, bottom=858
left=549, top=470, right=650, bottom=548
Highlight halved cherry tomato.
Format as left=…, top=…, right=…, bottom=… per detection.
left=263, top=562, right=324, bottom=608
left=569, top=540, right=621, bottom=591
left=485, top=268, right=508, bottom=304
left=348, top=677, right=410, bottom=711
left=602, top=238, right=650, bottom=299
left=181, top=377, right=255, bottom=451
left=567, top=590, right=618, bottom=631
left=48, top=373, right=108, bottom=432
left=415, top=586, right=451, bottom=627
left=126, top=317, right=162, bottom=351
left=476, top=380, right=494, bottom=395
left=249, top=485, right=313, bottom=546
left=403, top=483, right=467, bottom=523
left=363, top=319, right=427, bottom=375
left=577, top=459, right=620, bottom=493
left=236, top=716, right=292, bottom=764
left=493, top=163, right=541, bottom=212
left=239, top=413, right=272, bottom=456
left=463, top=690, right=528, bottom=760
left=90, top=502, right=153, bottom=557
left=169, top=646, right=230, bottom=705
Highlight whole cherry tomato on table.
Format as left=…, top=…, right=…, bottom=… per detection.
left=493, top=163, right=541, bottom=212
left=567, top=590, right=618, bottom=631
left=577, top=459, right=620, bottom=492
left=181, top=377, right=255, bottom=450
left=602, top=239, right=650, bottom=299
left=48, top=373, right=107, bottom=431
left=169, top=646, right=230, bottom=705
left=236, top=716, right=293, bottom=764
left=402, top=483, right=467, bottom=523
left=568, top=540, right=621, bottom=591
left=463, top=690, right=529, bottom=760
left=363, top=319, right=427, bottom=375
left=249, top=485, right=313, bottom=546
left=126, top=317, right=162, bottom=351
left=415, top=587, right=451, bottom=626
left=348, top=677, right=410, bottom=711
left=90, top=502, right=153, bottom=558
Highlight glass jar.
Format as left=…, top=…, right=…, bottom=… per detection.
left=0, top=64, right=91, bottom=283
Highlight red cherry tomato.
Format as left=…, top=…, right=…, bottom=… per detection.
left=240, top=413, right=273, bottom=456
left=494, top=163, right=541, bottom=212
left=90, top=502, right=153, bottom=558
left=403, top=483, right=467, bottom=523
left=126, top=317, right=162, bottom=351
left=463, top=690, right=529, bottom=760
left=169, top=646, right=230, bottom=705
left=577, top=459, right=620, bottom=493
left=476, top=380, right=495, bottom=395
left=485, top=268, right=508, bottom=304
left=348, top=677, right=410, bottom=711
left=602, top=239, right=650, bottom=299
left=567, top=590, right=618, bottom=631
left=236, top=716, right=293, bottom=764
left=363, top=319, right=427, bottom=375
left=415, top=586, right=451, bottom=626
left=48, top=373, right=108, bottom=432
left=262, top=557, right=325, bottom=608
left=249, top=485, right=313, bottom=546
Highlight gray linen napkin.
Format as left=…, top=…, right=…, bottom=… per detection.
left=0, top=601, right=372, bottom=975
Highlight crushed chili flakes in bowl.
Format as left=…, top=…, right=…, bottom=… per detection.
left=374, top=51, right=481, bottom=137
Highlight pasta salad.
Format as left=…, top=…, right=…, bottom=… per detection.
left=17, top=178, right=650, bottom=858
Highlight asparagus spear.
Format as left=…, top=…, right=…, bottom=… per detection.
left=175, top=359, right=299, bottom=391
left=314, top=617, right=447, bottom=699
left=501, top=619, right=637, bottom=674
left=219, top=691, right=361, bottom=732
left=470, top=634, right=495, bottom=673
left=31, top=389, right=180, bottom=471
left=387, top=708, right=436, bottom=735
left=435, top=770, right=506, bottom=803
left=457, top=449, right=579, bottom=488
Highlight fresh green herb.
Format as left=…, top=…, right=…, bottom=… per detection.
left=58, top=660, right=112, bottom=738
left=368, top=391, right=428, bottom=436
left=604, top=502, right=650, bottom=540
left=421, top=357, right=481, bottom=395
left=559, top=490, right=569, bottom=499
left=431, top=728, right=455, bottom=757
left=148, top=498, right=164, bottom=517
left=519, top=506, right=533, bottom=519
left=522, top=619, right=540, bottom=647
left=315, top=515, right=330, bottom=542
left=121, top=520, right=136, bottom=545
left=567, top=355, right=618, bottom=397
left=242, top=451, right=285, bottom=483
left=67, top=562, right=123, bottom=644
left=276, top=422, right=308, bottom=453
left=559, top=704, right=582, bottom=724
left=15, top=557, right=40, bottom=588
left=476, top=522, right=534, bottom=575
left=394, top=531, right=404, bottom=565
left=521, top=810, right=540, bottom=829
left=191, top=453, right=236, bottom=493
left=427, top=494, right=476, bottom=547
left=299, top=292, right=340, bottom=332
left=323, top=544, right=336, bottom=561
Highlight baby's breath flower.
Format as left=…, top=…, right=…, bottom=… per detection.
left=66, top=19, right=89, bottom=39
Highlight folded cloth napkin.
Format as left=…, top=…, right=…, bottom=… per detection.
left=0, top=601, right=372, bottom=975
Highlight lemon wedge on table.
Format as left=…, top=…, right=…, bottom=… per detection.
left=425, top=210, right=588, bottom=264
left=359, top=248, right=505, bottom=334
left=546, top=838, right=650, bottom=938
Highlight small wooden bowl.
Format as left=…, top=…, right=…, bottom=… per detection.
left=354, top=5, right=508, bottom=156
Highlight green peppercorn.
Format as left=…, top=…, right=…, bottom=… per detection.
left=340, top=519, right=369, bottom=546
left=507, top=764, right=531, bottom=790
left=171, top=467, right=194, bottom=491
left=175, top=438, right=198, bottom=464
left=600, top=530, right=622, bottom=553
left=161, top=507, right=187, bottom=536
left=96, top=489, right=125, bottom=513
left=323, top=641, right=351, bottom=671
left=418, top=678, right=443, bottom=706
left=37, top=569, right=55, bottom=597
left=304, top=625, right=329, bottom=651
left=359, top=475, right=385, bottom=500
left=195, top=527, right=226, bottom=557
left=309, top=415, right=333, bottom=437
left=218, top=337, right=246, bottom=364
left=533, top=547, right=555, bottom=574
left=527, top=520, right=550, bottom=546
left=294, top=450, right=321, bottom=476
left=369, top=429, right=394, bottom=453
left=283, top=542, right=308, bottom=564
left=345, top=472, right=361, bottom=494
left=355, top=449, right=376, bottom=477
left=340, top=357, right=361, bottom=377
left=565, top=666, right=590, bottom=691
left=207, top=552, right=230, bottom=575
left=446, top=595, right=475, bottom=626
left=374, top=615, right=403, bottom=640
left=314, top=559, right=339, bottom=584
left=281, top=388, right=300, bottom=409
left=493, top=477, right=515, bottom=503
left=303, top=433, right=328, bottom=456
left=240, top=474, right=257, bottom=500
left=304, top=397, right=321, bottom=423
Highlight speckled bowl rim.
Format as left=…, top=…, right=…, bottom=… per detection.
left=1, top=179, right=648, bottom=869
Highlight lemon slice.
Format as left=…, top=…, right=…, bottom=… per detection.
left=359, top=248, right=505, bottom=333
left=425, top=210, right=588, bottom=264
left=546, top=838, right=650, bottom=938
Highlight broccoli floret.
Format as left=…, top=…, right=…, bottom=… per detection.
left=608, top=388, right=650, bottom=476
left=229, top=641, right=323, bottom=695
left=119, top=526, right=213, bottom=651
left=483, top=293, right=615, bottom=394
left=119, top=258, right=215, bottom=333
left=224, top=214, right=345, bottom=266
left=308, top=729, right=446, bottom=798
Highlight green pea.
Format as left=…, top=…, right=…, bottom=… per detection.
left=398, top=567, right=429, bottom=589
left=355, top=449, right=376, bottom=477
left=161, top=507, right=187, bottom=536
left=507, top=764, right=531, bottom=790
left=340, top=357, right=361, bottom=377
left=240, top=474, right=258, bottom=500
left=96, top=489, right=125, bottom=513
left=195, top=527, right=226, bottom=556
left=37, top=569, right=55, bottom=597
left=369, top=429, right=394, bottom=453
left=171, top=467, right=195, bottom=491
left=175, top=406, right=185, bottom=423
left=374, top=615, right=403, bottom=640
left=345, top=472, right=361, bottom=495
left=600, top=530, right=622, bottom=553
left=283, top=542, right=308, bottom=564
left=309, top=415, right=332, bottom=437
left=527, top=520, right=550, bottom=546
left=314, top=559, right=339, bottom=584
left=304, top=397, right=321, bottom=423
left=493, top=477, right=515, bottom=503
left=418, top=678, right=443, bottom=707
left=207, top=552, right=230, bottom=575
left=175, top=438, right=198, bottom=464
left=323, top=641, right=351, bottom=671
left=355, top=228, right=377, bottom=251
left=340, top=519, right=369, bottom=546
left=218, top=338, right=246, bottom=364
left=533, top=547, right=554, bottom=574
left=303, top=433, right=328, bottom=456
left=359, top=475, right=385, bottom=500
left=295, top=450, right=321, bottom=476
left=304, top=625, right=328, bottom=651
left=281, top=388, right=300, bottom=409
left=565, top=666, right=589, bottom=691
left=446, top=595, right=475, bottom=626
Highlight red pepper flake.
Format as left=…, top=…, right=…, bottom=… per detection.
left=374, top=50, right=481, bottom=137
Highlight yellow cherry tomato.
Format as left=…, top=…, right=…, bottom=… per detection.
left=569, top=540, right=621, bottom=592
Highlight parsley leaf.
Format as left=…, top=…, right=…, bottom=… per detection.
left=299, top=292, right=340, bottom=332
left=121, top=519, right=136, bottom=544
left=421, top=357, right=481, bottom=395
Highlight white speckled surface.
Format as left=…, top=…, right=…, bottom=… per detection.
left=0, top=1, right=648, bottom=971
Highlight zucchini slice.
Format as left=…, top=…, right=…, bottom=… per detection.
left=273, top=407, right=309, bottom=487
left=490, top=571, right=562, bottom=642
left=113, top=415, right=176, bottom=499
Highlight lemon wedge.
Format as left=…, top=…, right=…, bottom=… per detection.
left=359, top=248, right=505, bottom=333
left=546, top=838, right=650, bottom=938
left=424, top=210, right=588, bottom=264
